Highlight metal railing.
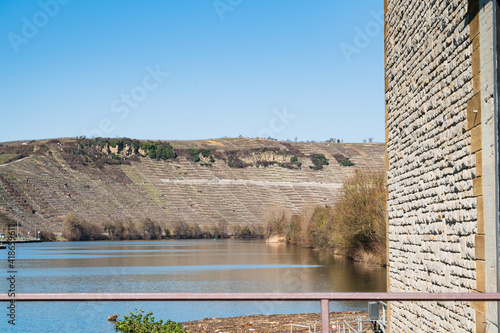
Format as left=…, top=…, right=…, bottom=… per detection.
left=331, top=315, right=374, bottom=333
left=291, top=322, right=319, bottom=332
left=2, top=292, right=500, bottom=333
left=291, top=315, right=377, bottom=333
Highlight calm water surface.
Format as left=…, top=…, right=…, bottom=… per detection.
left=0, top=239, right=386, bottom=332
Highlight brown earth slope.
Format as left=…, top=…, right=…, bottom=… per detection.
left=0, top=138, right=384, bottom=234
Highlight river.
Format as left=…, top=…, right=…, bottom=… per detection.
left=0, top=239, right=386, bottom=332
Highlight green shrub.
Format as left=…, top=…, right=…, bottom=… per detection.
left=114, top=309, right=190, bottom=333
left=200, top=149, right=211, bottom=158
left=132, top=141, right=140, bottom=153
left=139, top=141, right=176, bottom=160
left=340, top=157, right=354, bottom=166
left=333, top=154, right=355, bottom=166
left=187, top=149, right=200, bottom=162
left=310, top=154, right=329, bottom=170
left=148, top=147, right=157, bottom=159
left=156, top=143, right=176, bottom=160
left=109, top=140, right=124, bottom=152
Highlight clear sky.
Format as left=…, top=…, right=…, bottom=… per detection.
left=1, top=0, right=384, bottom=143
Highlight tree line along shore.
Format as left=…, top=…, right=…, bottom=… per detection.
left=1, top=168, right=386, bottom=267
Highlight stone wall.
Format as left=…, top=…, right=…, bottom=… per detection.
left=385, top=0, right=488, bottom=331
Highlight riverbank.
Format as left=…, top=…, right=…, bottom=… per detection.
left=0, top=239, right=42, bottom=244
left=182, top=310, right=369, bottom=332
left=263, top=170, right=386, bottom=267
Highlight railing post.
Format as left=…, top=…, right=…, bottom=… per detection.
left=321, top=299, right=329, bottom=333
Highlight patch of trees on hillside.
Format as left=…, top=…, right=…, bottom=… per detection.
left=333, top=154, right=355, bottom=167
left=309, top=154, right=329, bottom=170
left=78, top=138, right=176, bottom=160
left=57, top=138, right=178, bottom=168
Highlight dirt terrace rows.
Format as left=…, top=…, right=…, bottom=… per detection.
left=0, top=140, right=384, bottom=232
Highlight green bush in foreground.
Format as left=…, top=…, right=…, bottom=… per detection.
left=114, top=310, right=190, bottom=333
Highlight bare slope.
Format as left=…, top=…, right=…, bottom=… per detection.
left=0, top=138, right=384, bottom=234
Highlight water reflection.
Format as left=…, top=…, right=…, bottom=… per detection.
left=1, top=239, right=386, bottom=332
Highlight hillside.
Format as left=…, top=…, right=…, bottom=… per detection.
left=0, top=138, right=384, bottom=236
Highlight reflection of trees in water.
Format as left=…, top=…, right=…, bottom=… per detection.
left=324, top=257, right=387, bottom=293
left=264, top=242, right=386, bottom=294
left=14, top=239, right=391, bottom=332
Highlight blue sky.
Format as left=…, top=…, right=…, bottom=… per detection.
left=1, top=0, right=384, bottom=143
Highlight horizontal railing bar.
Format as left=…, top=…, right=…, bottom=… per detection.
left=2, top=293, right=500, bottom=302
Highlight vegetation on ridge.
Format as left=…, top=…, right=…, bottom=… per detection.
left=76, top=138, right=176, bottom=164
left=0, top=138, right=358, bottom=173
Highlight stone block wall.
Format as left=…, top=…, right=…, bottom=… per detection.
left=384, top=0, right=492, bottom=331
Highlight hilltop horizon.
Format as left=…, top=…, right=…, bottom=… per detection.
left=0, top=135, right=382, bottom=145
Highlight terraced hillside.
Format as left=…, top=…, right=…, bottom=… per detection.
left=0, top=138, right=384, bottom=235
